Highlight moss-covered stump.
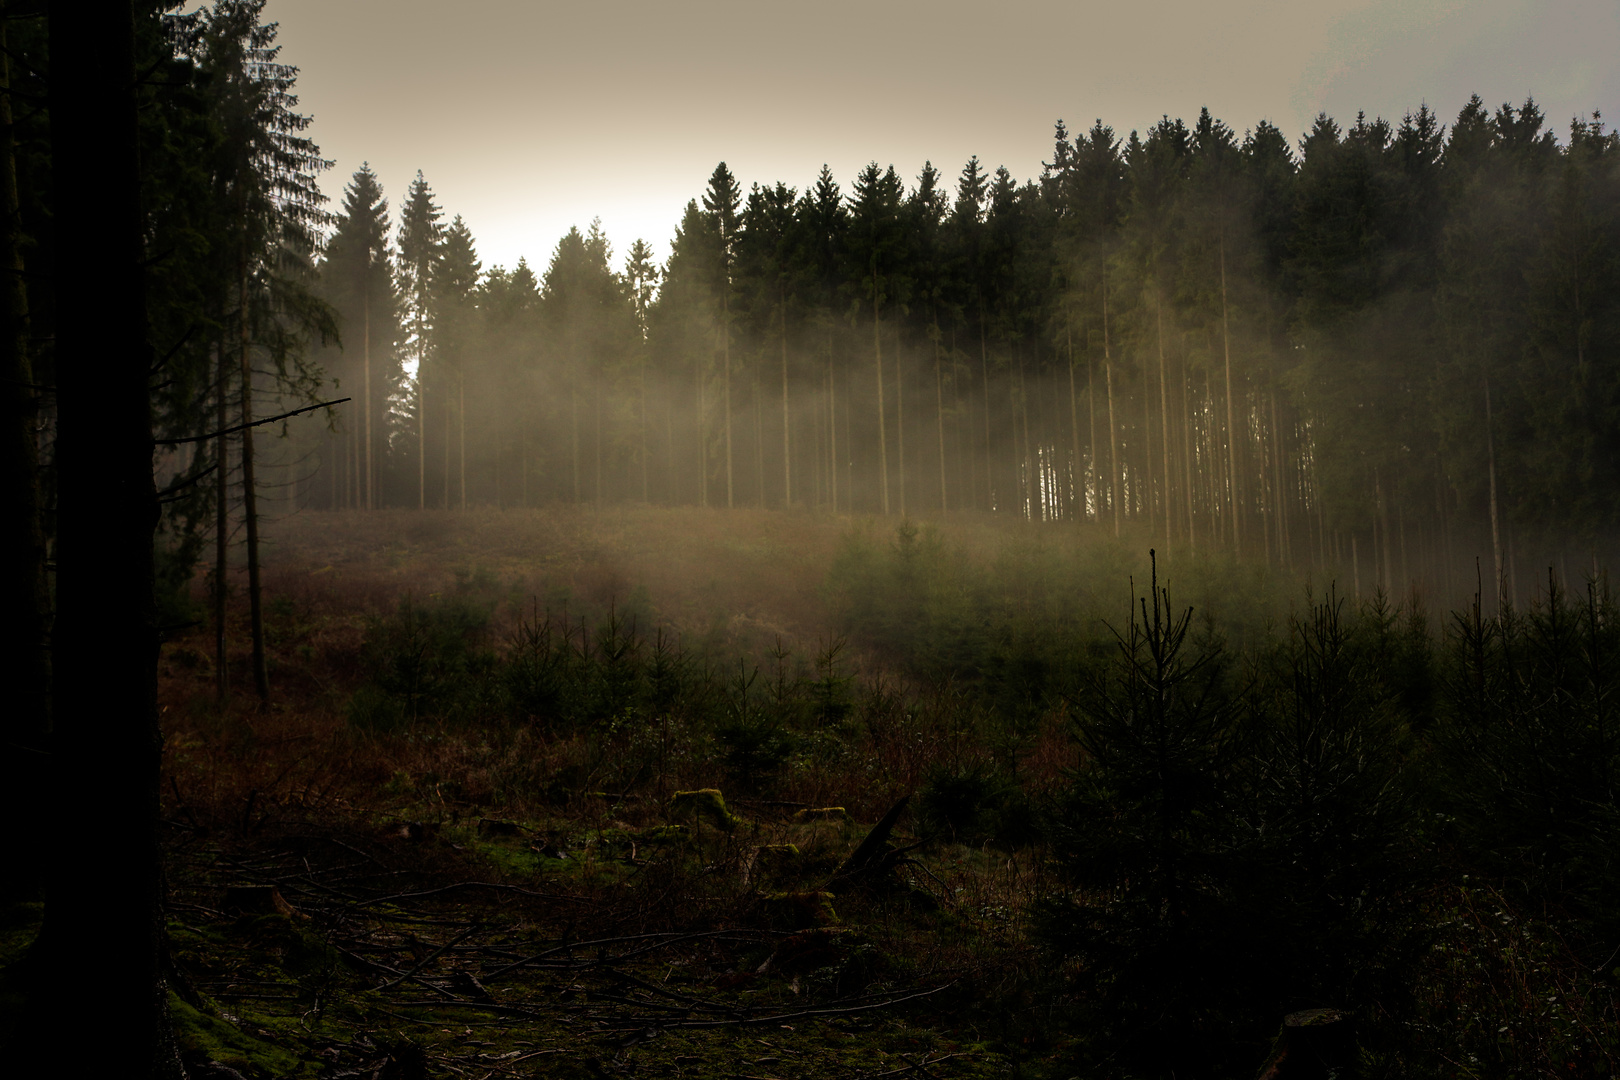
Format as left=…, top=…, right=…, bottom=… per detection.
left=793, top=806, right=851, bottom=825
left=668, top=788, right=740, bottom=832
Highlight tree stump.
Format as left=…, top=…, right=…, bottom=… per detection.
left=1256, top=1008, right=1356, bottom=1080
left=221, top=885, right=304, bottom=919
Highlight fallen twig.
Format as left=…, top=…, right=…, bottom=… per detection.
left=355, top=881, right=588, bottom=908
left=377, top=924, right=481, bottom=991
left=862, top=1052, right=969, bottom=1078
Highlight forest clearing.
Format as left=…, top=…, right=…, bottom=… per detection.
left=7, top=505, right=1616, bottom=1076
left=6, top=1, right=1620, bottom=1077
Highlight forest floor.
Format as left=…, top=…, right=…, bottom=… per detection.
left=5, top=506, right=1121, bottom=1078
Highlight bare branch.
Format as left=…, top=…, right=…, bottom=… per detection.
left=156, top=396, right=349, bottom=446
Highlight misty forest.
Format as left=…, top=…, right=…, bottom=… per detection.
left=6, top=2, right=1620, bottom=1078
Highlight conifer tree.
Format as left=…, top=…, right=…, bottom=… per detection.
left=798, top=165, right=847, bottom=510
left=702, top=163, right=742, bottom=507
left=196, top=0, right=333, bottom=700
left=653, top=199, right=721, bottom=506
left=948, top=156, right=992, bottom=510
left=320, top=164, right=400, bottom=509
left=738, top=180, right=798, bottom=506
left=433, top=215, right=480, bottom=509
left=908, top=161, right=951, bottom=514
left=847, top=162, right=908, bottom=514
left=398, top=170, right=443, bottom=510
left=625, top=238, right=660, bottom=501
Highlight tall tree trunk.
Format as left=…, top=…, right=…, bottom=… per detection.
left=843, top=352, right=854, bottom=506
left=1018, top=344, right=1033, bottom=518
left=935, top=320, right=948, bottom=516
left=641, top=355, right=649, bottom=502
left=595, top=382, right=603, bottom=506
left=1141, top=339, right=1154, bottom=533
left=896, top=321, right=906, bottom=516
left=781, top=295, right=790, bottom=507
left=1087, top=354, right=1097, bottom=522
left=698, top=350, right=707, bottom=507
left=1182, top=353, right=1196, bottom=553
left=723, top=305, right=733, bottom=510
left=1066, top=324, right=1080, bottom=523
left=978, top=303, right=991, bottom=511
left=1270, top=392, right=1289, bottom=566
left=957, top=332, right=976, bottom=512
left=1156, top=294, right=1173, bottom=553
left=1205, top=366, right=1222, bottom=544
left=1103, top=277, right=1120, bottom=536
left=1352, top=535, right=1361, bottom=600
left=215, top=345, right=229, bottom=702
left=351, top=413, right=359, bottom=507
left=363, top=284, right=372, bottom=510
left=443, top=384, right=451, bottom=509
left=238, top=241, right=268, bottom=701
left=827, top=341, right=837, bottom=513
left=753, top=364, right=764, bottom=506
left=1219, top=235, right=1240, bottom=552
left=47, top=1, right=176, bottom=1071
left=0, top=2, right=48, bottom=896
left=873, top=263, right=889, bottom=515
left=458, top=372, right=466, bottom=511
left=1485, top=374, right=1504, bottom=612
left=812, top=369, right=822, bottom=507
left=417, top=320, right=425, bottom=510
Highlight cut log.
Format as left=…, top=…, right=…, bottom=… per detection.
left=826, top=794, right=910, bottom=886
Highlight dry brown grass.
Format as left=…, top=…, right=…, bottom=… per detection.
left=256, top=504, right=859, bottom=648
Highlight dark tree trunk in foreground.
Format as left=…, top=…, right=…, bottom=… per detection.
left=240, top=244, right=268, bottom=701
left=0, top=4, right=47, bottom=902
left=47, top=2, right=173, bottom=1075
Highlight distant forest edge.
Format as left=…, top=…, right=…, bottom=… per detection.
left=286, top=101, right=1615, bottom=612
left=24, top=3, right=1611, bottom=614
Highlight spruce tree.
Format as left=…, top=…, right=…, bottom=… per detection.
left=947, top=156, right=992, bottom=511
left=651, top=199, right=722, bottom=506
left=846, top=162, right=908, bottom=514
left=702, top=162, right=742, bottom=507
left=737, top=180, right=798, bottom=506
left=625, top=238, right=660, bottom=501
left=433, top=215, right=480, bottom=509
left=797, top=165, right=847, bottom=510
left=320, top=164, right=400, bottom=509
left=398, top=170, right=444, bottom=510
left=907, top=161, right=951, bottom=515
left=195, top=0, right=333, bottom=700
left=1039, top=558, right=1239, bottom=1076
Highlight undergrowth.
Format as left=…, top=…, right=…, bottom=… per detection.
left=27, top=516, right=1612, bottom=1078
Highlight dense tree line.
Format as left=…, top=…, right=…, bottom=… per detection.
left=308, top=99, right=1620, bottom=610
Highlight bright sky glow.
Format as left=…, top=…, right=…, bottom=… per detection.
left=267, top=0, right=1620, bottom=276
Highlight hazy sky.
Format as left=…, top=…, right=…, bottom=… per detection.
left=267, top=0, right=1619, bottom=275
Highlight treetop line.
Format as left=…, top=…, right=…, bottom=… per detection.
left=26, top=4, right=1597, bottom=660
